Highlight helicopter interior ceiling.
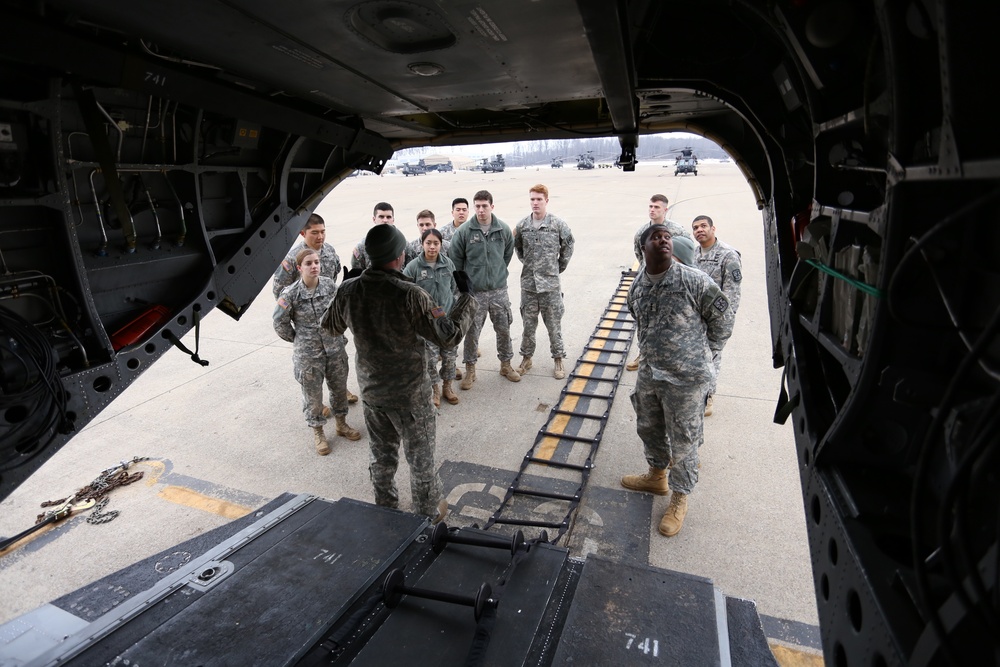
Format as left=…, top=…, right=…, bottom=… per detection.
left=1, top=0, right=998, bottom=665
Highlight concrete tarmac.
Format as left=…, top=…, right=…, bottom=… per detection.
left=0, top=161, right=820, bottom=648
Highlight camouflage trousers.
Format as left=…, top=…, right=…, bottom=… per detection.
left=710, top=348, right=722, bottom=395
left=630, top=367, right=710, bottom=495
left=464, top=286, right=514, bottom=364
left=519, top=289, right=565, bottom=359
left=294, top=337, right=349, bottom=428
left=363, top=401, right=442, bottom=517
left=425, top=340, right=458, bottom=382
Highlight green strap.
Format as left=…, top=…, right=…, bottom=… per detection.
left=805, top=259, right=883, bottom=299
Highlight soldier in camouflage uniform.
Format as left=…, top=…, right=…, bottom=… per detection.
left=272, top=214, right=359, bottom=406
left=621, top=224, right=733, bottom=537
left=323, top=224, right=478, bottom=521
left=513, top=184, right=575, bottom=379
left=692, top=215, right=742, bottom=416
left=437, top=200, right=469, bottom=381
left=439, top=198, right=469, bottom=243
left=449, top=189, right=521, bottom=387
left=351, top=202, right=395, bottom=270
left=627, top=194, right=695, bottom=371
left=404, top=209, right=450, bottom=265
left=403, top=228, right=460, bottom=406
left=273, top=248, right=362, bottom=456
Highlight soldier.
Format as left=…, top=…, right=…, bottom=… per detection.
left=513, top=184, right=575, bottom=379
left=404, top=228, right=460, bottom=406
left=351, top=202, right=395, bottom=270
left=448, top=189, right=520, bottom=387
left=272, top=213, right=358, bottom=406
left=631, top=193, right=692, bottom=263
left=621, top=224, right=732, bottom=537
left=322, top=224, right=478, bottom=521
left=626, top=194, right=694, bottom=371
left=439, top=198, right=469, bottom=242
left=436, top=201, right=467, bottom=381
left=404, top=209, right=450, bottom=265
left=692, top=215, right=742, bottom=416
left=273, top=248, right=362, bottom=456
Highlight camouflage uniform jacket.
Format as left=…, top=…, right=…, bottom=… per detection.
left=448, top=215, right=514, bottom=292
left=272, top=243, right=341, bottom=299
left=351, top=239, right=372, bottom=271
left=627, top=262, right=733, bottom=385
left=695, top=239, right=742, bottom=314
left=404, top=237, right=451, bottom=265
left=439, top=223, right=463, bottom=242
left=633, top=218, right=692, bottom=262
left=272, top=277, right=342, bottom=361
left=322, top=269, right=478, bottom=408
left=514, top=213, right=575, bottom=293
left=403, top=253, right=458, bottom=314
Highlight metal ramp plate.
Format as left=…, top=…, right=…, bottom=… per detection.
left=551, top=554, right=730, bottom=666
left=39, top=497, right=426, bottom=666
left=349, top=531, right=567, bottom=666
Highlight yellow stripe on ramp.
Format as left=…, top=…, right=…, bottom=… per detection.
left=535, top=347, right=608, bottom=460
left=771, top=643, right=825, bottom=666
left=158, top=486, right=252, bottom=520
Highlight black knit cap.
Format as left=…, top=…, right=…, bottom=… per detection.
left=365, top=224, right=407, bottom=266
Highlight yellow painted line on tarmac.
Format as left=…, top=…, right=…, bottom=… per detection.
left=536, top=348, right=605, bottom=460
left=771, top=643, right=825, bottom=666
left=140, top=459, right=167, bottom=486
left=158, top=486, right=253, bottom=520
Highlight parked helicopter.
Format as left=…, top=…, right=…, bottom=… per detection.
left=576, top=151, right=595, bottom=169
left=551, top=156, right=563, bottom=168
left=401, top=159, right=429, bottom=176
left=673, top=147, right=698, bottom=176
left=480, top=154, right=505, bottom=173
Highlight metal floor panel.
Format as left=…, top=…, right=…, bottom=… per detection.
left=551, top=555, right=727, bottom=666
left=35, top=497, right=426, bottom=666
left=350, top=530, right=567, bottom=667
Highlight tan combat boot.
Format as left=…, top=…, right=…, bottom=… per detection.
left=312, top=426, right=330, bottom=455
left=346, top=390, right=359, bottom=404
left=335, top=415, right=361, bottom=441
left=553, top=358, right=565, bottom=380
left=658, top=492, right=689, bottom=537
left=433, top=499, right=449, bottom=525
left=704, top=395, right=714, bottom=417
left=321, top=406, right=332, bottom=418
left=620, top=466, right=669, bottom=495
left=432, top=383, right=441, bottom=408
left=460, top=364, right=476, bottom=390
left=454, top=367, right=463, bottom=381
left=500, top=360, right=521, bottom=382
left=626, top=355, right=641, bottom=371
left=442, top=380, right=459, bottom=404
left=517, top=356, right=532, bottom=375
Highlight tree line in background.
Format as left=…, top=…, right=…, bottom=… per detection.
left=393, top=135, right=727, bottom=166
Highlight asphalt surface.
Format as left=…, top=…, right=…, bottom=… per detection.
left=0, top=161, right=820, bottom=640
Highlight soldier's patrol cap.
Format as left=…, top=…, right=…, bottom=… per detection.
left=366, top=224, right=407, bottom=266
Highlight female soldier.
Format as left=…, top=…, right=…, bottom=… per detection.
left=273, top=248, right=361, bottom=454
left=403, top=228, right=460, bottom=406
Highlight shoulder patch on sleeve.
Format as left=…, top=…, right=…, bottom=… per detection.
left=280, top=258, right=292, bottom=272
left=713, top=295, right=729, bottom=313
left=431, top=306, right=446, bottom=319
left=353, top=246, right=362, bottom=258
left=732, top=268, right=742, bottom=282
left=277, top=297, right=290, bottom=310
